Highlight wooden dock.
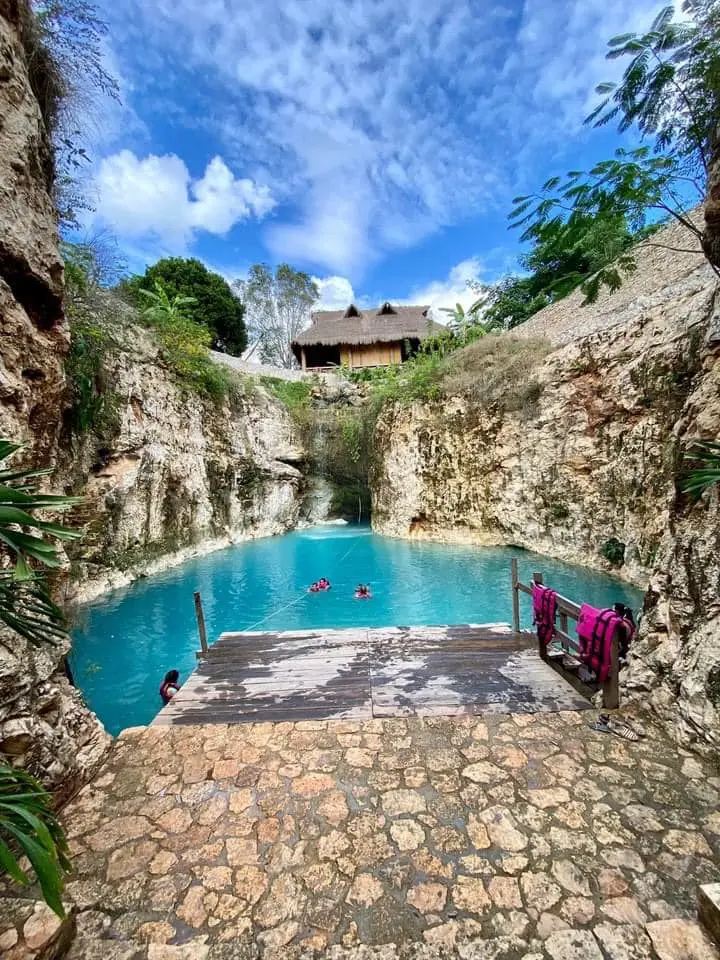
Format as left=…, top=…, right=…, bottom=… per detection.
left=154, top=623, right=591, bottom=726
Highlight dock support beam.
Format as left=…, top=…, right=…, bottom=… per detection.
left=194, top=591, right=208, bottom=658
left=511, top=558, right=520, bottom=633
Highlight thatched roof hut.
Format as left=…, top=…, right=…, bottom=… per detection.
left=292, top=302, right=444, bottom=370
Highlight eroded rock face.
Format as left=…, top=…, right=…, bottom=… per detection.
left=56, top=323, right=306, bottom=603
left=0, top=1, right=67, bottom=462
left=0, top=1, right=109, bottom=789
left=372, top=244, right=720, bottom=752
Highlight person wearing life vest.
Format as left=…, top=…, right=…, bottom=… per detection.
left=160, top=669, right=180, bottom=704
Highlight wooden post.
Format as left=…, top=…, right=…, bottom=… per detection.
left=532, top=572, right=546, bottom=660
left=559, top=611, right=569, bottom=652
left=602, top=626, right=620, bottom=710
left=194, top=591, right=208, bottom=658
left=511, top=558, right=520, bottom=633
left=300, top=347, right=307, bottom=371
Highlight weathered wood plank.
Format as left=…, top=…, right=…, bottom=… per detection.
left=153, top=622, right=591, bottom=726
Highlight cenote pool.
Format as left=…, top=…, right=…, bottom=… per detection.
left=71, top=525, right=643, bottom=734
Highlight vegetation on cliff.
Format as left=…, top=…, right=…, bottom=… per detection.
left=121, top=257, right=247, bottom=356
left=0, top=442, right=79, bottom=914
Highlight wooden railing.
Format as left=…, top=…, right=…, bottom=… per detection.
left=510, top=558, right=620, bottom=709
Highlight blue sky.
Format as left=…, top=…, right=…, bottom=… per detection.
left=87, top=0, right=665, bottom=312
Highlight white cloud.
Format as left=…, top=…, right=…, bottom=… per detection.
left=93, top=150, right=275, bottom=247
left=312, top=275, right=356, bottom=311
left=401, top=258, right=486, bottom=320
left=106, top=0, right=669, bottom=274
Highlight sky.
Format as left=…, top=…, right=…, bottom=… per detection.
left=84, top=0, right=667, bottom=314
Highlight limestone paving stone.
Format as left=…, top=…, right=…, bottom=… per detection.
left=52, top=712, right=720, bottom=959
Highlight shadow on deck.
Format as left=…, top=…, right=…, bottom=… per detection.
left=154, top=624, right=591, bottom=726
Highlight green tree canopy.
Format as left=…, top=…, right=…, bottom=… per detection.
left=480, top=211, right=648, bottom=330
left=509, top=2, right=720, bottom=296
left=121, top=258, right=247, bottom=356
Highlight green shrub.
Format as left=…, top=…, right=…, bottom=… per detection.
left=259, top=378, right=313, bottom=412
left=601, top=537, right=626, bottom=566
left=65, top=311, right=121, bottom=435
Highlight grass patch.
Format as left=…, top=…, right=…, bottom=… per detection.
left=356, top=331, right=552, bottom=417
left=437, top=334, right=552, bottom=414
left=259, top=377, right=313, bottom=412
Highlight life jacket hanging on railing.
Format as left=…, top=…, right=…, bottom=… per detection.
left=576, top=604, right=622, bottom=683
left=532, top=582, right=558, bottom=647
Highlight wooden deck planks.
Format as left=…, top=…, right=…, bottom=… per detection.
left=153, top=623, right=590, bottom=726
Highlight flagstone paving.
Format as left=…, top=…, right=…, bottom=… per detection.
left=12, top=711, right=720, bottom=959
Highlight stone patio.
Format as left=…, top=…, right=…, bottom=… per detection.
left=4, top=711, right=720, bottom=959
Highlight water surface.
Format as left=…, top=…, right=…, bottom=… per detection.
left=71, top=525, right=643, bottom=734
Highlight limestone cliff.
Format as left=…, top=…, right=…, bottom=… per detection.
left=58, top=317, right=306, bottom=603
left=0, top=1, right=109, bottom=793
left=373, top=221, right=720, bottom=753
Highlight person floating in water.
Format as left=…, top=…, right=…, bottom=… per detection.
left=309, top=578, right=331, bottom=592
left=354, top=584, right=372, bottom=599
left=160, top=669, right=180, bottom=704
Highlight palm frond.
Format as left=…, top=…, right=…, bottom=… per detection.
left=0, top=764, right=69, bottom=917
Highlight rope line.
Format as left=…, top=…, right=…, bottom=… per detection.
left=241, top=534, right=365, bottom=632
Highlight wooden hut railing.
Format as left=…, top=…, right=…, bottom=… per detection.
left=510, top=558, right=620, bottom=709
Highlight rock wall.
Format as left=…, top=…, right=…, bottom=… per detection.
left=58, top=319, right=306, bottom=603
left=373, top=226, right=720, bottom=752
left=0, top=1, right=109, bottom=792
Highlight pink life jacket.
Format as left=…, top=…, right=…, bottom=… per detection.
left=576, top=604, right=623, bottom=682
left=532, top=583, right=557, bottom=647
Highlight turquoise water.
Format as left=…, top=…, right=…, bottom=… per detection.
left=71, top=525, right=643, bottom=734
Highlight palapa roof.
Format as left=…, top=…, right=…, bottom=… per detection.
left=292, top=302, right=443, bottom=351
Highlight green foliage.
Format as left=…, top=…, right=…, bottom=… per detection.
left=62, top=241, right=123, bottom=435
left=681, top=439, right=720, bottom=494
left=508, top=2, right=720, bottom=296
left=353, top=329, right=550, bottom=415
left=0, top=764, right=70, bottom=917
left=601, top=537, right=626, bottom=566
left=27, top=1, right=119, bottom=225
left=0, top=445, right=78, bottom=912
left=0, top=440, right=81, bottom=584
left=138, top=283, right=240, bottom=403
left=65, top=312, right=120, bottom=435
left=122, top=258, right=247, bottom=356
left=259, top=377, right=313, bottom=412
left=234, top=264, right=318, bottom=368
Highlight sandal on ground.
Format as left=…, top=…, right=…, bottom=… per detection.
left=599, top=714, right=640, bottom=741
left=590, top=719, right=612, bottom=734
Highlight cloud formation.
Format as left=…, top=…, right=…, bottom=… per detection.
left=94, top=151, right=275, bottom=247
left=105, top=0, right=666, bottom=274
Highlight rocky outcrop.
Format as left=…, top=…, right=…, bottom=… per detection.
left=373, top=274, right=713, bottom=585
left=57, top=320, right=306, bottom=603
left=0, top=1, right=109, bottom=789
left=373, top=221, right=720, bottom=752
left=0, top=0, right=66, bottom=463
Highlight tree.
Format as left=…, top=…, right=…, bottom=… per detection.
left=234, top=264, right=318, bottom=368
left=25, top=1, right=119, bottom=227
left=481, top=211, right=646, bottom=329
left=511, top=3, right=720, bottom=299
left=0, top=440, right=81, bottom=915
left=121, top=258, right=247, bottom=356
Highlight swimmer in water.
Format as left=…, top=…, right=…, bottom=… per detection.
left=354, top=584, right=371, bottom=599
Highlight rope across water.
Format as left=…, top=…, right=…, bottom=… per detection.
left=241, top=533, right=363, bottom=632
